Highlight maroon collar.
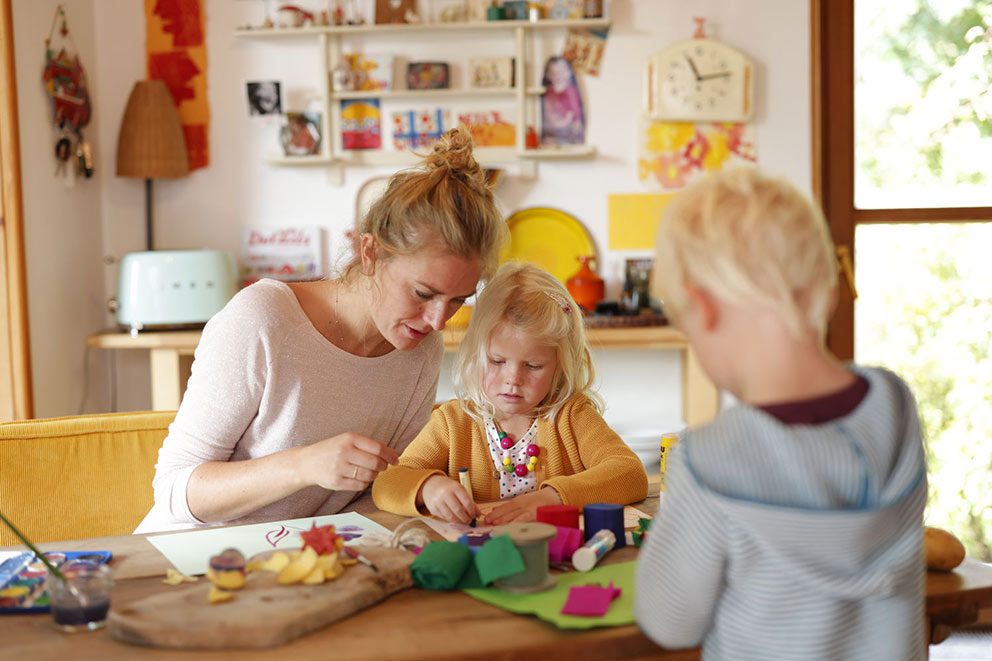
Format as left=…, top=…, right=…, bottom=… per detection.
left=757, top=375, right=870, bottom=425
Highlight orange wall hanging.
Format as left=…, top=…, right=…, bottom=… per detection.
left=144, top=0, right=209, bottom=171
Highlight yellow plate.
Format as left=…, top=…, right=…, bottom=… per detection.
left=501, top=207, right=596, bottom=284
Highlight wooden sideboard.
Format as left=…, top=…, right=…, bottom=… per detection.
left=87, top=325, right=719, bottom=425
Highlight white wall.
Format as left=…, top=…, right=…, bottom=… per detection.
left=16, top=0, right=811, bottom=426
left=12, top=0, right=110, bottom=418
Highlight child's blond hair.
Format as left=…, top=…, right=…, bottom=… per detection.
left=454, top=262, right=604, bottom=423
left=653, top=167, right=837, bottom=339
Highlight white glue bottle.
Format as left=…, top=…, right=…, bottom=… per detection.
left=572, top=529, right=616, bottom=572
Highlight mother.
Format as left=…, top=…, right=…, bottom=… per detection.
left=136, top=128, right=506, bottom=532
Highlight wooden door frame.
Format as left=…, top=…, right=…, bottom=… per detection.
left=0, top=0, right=34, bottom=419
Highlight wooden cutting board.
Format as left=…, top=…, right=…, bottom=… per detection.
left=108, top=546, right=413, bottom=649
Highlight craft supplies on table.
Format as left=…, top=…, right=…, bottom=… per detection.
left=582, top=503, right=626, bottom=548
left=548, top=526, right=584, bottom=565
left=659, top=432, right=680, bottom=491
left=536, top=504, right=580, bottom=529
left=572, top=530, right=617, bottom=572
left=464, top=561, right=638, bottom=630
left=0, top=550, right=112, bottom=614
left=147, top=513, right=389, bottom=576
left=560, top=581, right=622, bottom=617
left=107, top=546, right=414, bottom=650
left=492, top=523, right=557, bottom=593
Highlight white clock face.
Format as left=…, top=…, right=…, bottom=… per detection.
left=649, top=39, right=753, bottom=122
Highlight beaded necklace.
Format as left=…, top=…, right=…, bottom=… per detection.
left=494, top=422, right=541, bottom=477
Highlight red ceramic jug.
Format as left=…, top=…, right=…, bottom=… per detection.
left=566, top=255, right=604, bottom=313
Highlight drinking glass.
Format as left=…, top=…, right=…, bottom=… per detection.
left=46, top=560, right=113, bottom=632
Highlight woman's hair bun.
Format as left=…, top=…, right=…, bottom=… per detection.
left=424, top=126, right=481, bottom=178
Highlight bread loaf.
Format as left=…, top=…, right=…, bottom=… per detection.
left=924, top=526, right=966, bottom=571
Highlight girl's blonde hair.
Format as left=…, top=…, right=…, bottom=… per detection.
left=454, top=262, right=604, bottom=423
left=653, top=167, right=838, bottom=339
left=344, top=126, right=507, bottom=280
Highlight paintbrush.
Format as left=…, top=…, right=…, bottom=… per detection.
left=343, top=546, right=379, bottom=573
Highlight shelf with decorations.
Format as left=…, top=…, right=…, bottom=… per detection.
left=235, top=15, right=607, bottom=183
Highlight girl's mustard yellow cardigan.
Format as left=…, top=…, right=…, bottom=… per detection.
left=371, top=395, right=648, bottom=516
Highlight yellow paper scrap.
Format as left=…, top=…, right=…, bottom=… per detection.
left=607, top=194, right=673, bottom=250
left=208, top=585, right=235, bottom=604
left=162, top=567, right=198, bottom=585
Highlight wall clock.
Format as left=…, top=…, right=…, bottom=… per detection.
left=645, top=21, right=754, bottom=122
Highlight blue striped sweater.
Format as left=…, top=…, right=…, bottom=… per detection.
left=635, top=366, right=927, bottom=660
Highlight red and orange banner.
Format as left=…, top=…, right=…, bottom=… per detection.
left=144, top=0, right=209, bottom=170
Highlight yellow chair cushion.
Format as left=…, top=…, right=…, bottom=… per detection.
left=0, top=411, right=174, bottom=545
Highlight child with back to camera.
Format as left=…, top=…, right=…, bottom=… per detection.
left=634, top=167, right=927, bottom=659
left=372, top=262, right=648, bottom=524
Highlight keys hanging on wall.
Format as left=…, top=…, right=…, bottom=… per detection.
left=44, top=4, right=95, bottom=185
left=75, top=127, right=94, bottom=178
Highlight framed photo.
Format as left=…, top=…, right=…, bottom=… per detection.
left=345, top=53, right=395, bottom=92
left=280, top=112, right=321, bottom=156
left=433, top=0, right=468, bottom=22
left=469, top=57, right=515, bottom=89
left=375, top=0, right=417, bottom=24
left=544, top=0, right=583, bottom=20
left=392, top=108, right=449, bottom=150
left=246, top=80, right=281, bottom=116
left=457, top=110, right=516, bottom=147
left=340, top=99, right=382, bottom=150
left=406, top=62, right=450, bottom=90
left=502, top=0, right=528, bottom=20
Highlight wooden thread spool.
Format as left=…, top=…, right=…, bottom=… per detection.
left=492, top=522, right=557, bottom=593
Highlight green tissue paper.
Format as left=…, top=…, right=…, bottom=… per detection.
left=410, top=541, right=472, bottom=591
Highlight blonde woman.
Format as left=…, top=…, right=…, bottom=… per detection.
left=136, top=128, right=507, bottom=533
left=372, top=262, right=648, bottom=524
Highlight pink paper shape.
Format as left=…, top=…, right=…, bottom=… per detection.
left=548, top=526, right=583, bottom=564
left=560, top=582, right=622, bottom=617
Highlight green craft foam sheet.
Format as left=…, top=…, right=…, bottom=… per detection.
left=463, top=561, right=637, bottom=629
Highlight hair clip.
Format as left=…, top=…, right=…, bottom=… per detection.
left=543, top=291, right=572, bottom=314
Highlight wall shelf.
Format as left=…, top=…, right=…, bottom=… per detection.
left=238, top=18, right=608, bottom=182
left=233, top=18, right=612, bottom=39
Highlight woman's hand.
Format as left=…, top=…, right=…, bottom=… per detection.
left=484, top=487, right=562, bottom=525
left=300, top=432, right=400, bottom=492
left=419, top=475, right=480, bottom=524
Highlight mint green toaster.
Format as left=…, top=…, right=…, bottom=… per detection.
left=116, top=250, right=237, bottom=332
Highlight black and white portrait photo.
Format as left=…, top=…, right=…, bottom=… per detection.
left=246, top=80, right=282, bottom=115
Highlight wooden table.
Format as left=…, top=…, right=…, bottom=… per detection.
left=1, top=496, right=692, bottom=660
left=87, top=326, right=720, bottom=424
left=4, top=495, right=991, bottom=659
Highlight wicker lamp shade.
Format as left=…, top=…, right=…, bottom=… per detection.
left=116, top=80, right=189, bottom=179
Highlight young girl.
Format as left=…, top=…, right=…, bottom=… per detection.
left=372, top=262, right=648, bottom=524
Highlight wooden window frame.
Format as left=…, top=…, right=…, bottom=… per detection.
left=0, top=0, right=34, bottom=419
left=812, top=0, right=992, bottom=360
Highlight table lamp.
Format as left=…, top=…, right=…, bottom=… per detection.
left=115, top=80, right=189, bottom=251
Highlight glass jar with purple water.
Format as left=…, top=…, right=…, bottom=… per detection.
left=45, top=560, right=113, bottom=632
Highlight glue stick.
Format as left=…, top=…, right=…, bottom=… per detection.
left=659, top=433, right=679, bottom=492
left=571, top=529, right=616, bottom=572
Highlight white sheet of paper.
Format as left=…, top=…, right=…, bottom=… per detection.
left=147, top=512, right=391, bottom=576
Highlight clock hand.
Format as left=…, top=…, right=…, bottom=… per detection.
left=684, top=53, right=702, bottom=82
left=699, top=71, right=731, bottom=81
